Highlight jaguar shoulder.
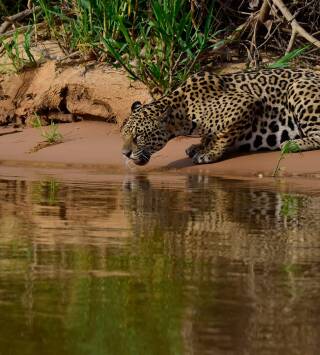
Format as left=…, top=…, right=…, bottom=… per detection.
left=121, top=68, right=320, bottom=165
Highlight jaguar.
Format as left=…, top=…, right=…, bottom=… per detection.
left=121, top=68, right=320, bottom=165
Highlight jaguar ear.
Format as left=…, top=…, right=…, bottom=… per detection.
left=131, top=101, right=142, bottom=112
left=160, top=106, right=174, bottom=124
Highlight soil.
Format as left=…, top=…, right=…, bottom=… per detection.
left=0, top=121, right=319, bottom=180
left=0, top=58, right=319, bottom=184
left=0, top=60, right=151, bottom=126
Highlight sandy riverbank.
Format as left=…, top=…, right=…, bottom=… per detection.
left=0, top=121, right=319, bottom=179
left=0, top=60, right=319, bottom=185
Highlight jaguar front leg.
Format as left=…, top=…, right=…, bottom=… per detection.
left=192, top=122, right=252, bottom=164
left=185, top=143, right=203, bottom=158
left=192, top=136, right=226, bottom=164
left=186, top=136, right=213, bottom=159
left=191, top=94, right=259, bottom=164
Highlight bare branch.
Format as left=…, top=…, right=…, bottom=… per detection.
left=0, top=6, right=39, bottom=34
left=272, top=0, right=320, bottom=52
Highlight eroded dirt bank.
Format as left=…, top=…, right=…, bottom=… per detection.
left=0, top=61, right=151, bottom=126
left=0, top=121, right=319, bottom=181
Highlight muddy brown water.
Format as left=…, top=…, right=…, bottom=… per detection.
left=0, top=171, right=320, bottom=355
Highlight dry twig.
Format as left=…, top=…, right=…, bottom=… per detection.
left=0, top=6, right=40, bottom=34
left=271, top=0, right=320, bottom=52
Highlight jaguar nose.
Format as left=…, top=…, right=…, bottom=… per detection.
left=122, top=148, right=132, bottom=158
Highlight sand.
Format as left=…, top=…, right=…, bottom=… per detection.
left=0, top=121, right=319, bottom=180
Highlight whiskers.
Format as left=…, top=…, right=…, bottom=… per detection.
left=139, top=150, right=150, bottom=164
left=134, top=149, right=150, bottom=165
left=122, top=149, right=151, bottom=167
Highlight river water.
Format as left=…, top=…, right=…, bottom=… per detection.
left=0, top=172, right=319, bottom=355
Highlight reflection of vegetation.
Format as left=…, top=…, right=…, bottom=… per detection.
left=280, top=194, right=299, bottom=218
left=47, top=180, right=60, bottom=205
left=282, top=263, right=301, bottom=274
left=0, top=175, right=320, bottom=355
left=0, top=237, right=187, bottom=355
left=64, top=244, right=186, bottom=355
left=32, top=179, right=60, bottom=205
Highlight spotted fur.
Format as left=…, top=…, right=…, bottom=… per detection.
left=121, top=68, right=320, bottom=165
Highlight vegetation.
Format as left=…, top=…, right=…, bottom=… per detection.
left=0, top=31, right=25, bottom=72
left=280, top=194, right=299, bottom=218
left=103, top=1, right=215, bottom=93
left=273, top=140, right=301, bottom=177
left=0, top=0, right=25, bottom=16
left=33, top=0, right=218, bottom=94
left=42, top=121, right=63, bottom=143
left=33, top=114, right=63, bottom=144
left=1, top=1, right=320, bottom=92
left=268, top=46, right=309, bottom=69
left=0, top=27, right=37, bottom=72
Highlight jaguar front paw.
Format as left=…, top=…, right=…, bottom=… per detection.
left=192, top=152, right=218, bottom=165
left=185, top=144, right=203, bottom=158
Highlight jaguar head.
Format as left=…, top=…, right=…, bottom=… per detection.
left=120, top=101, right=174, bottom=165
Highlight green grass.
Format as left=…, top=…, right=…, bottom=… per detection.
left=42, top=122, right=63, bottom=144
left=103, top=0, right=216, bottom=94
left=268, top=46, right=309, bottom=69
left=0, top=31, right=25, bottom=72
left=0, top=27, right=37, bottom=72
left=33, top=0, right=217, bottom=94
left=35, top=0, right=142, bottom=55
left=33, top=114, right=63, bottom=144
left=273, top=140, right=301, bottom=177
left=2, top=1, right=309, bottom=92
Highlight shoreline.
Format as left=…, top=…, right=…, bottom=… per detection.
left=0, top=121, right=319, bottom=191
